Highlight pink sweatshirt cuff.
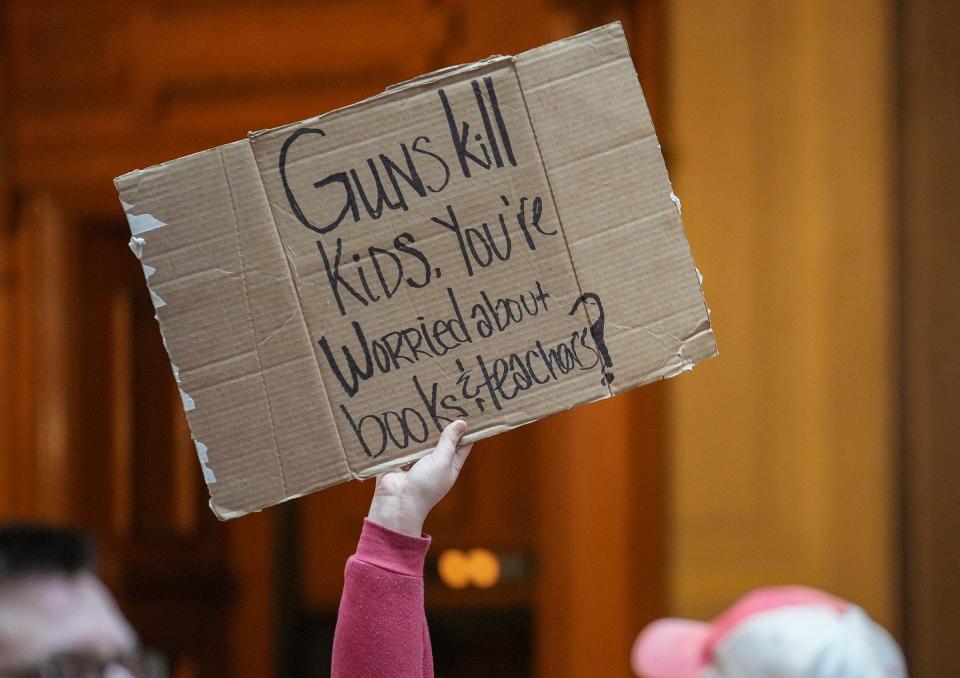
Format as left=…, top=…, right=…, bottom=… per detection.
left=356, top=518, right=432, bottom=577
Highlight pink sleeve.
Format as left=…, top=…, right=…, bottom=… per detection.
left=331, top=518, right=434, bottom=678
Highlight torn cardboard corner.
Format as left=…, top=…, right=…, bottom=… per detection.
left=114, top=21, right=717, bottom=520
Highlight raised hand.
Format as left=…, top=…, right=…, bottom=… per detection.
left=366, top=420, right=473, bottom=537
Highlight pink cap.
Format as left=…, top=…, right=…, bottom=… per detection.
left=632, top=586, right=859, bottom=678
left=631, top=618, right=712, bottom=678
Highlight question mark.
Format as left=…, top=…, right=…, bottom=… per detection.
left=569, top=292, right=614, bottom=386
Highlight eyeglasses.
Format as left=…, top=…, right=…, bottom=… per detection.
left=0, top=648, right=167, bottom=678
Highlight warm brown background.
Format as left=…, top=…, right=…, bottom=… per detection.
left=1, top=1, right=957, bottom=677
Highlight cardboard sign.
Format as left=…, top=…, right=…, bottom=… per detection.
left=115, top=22, right=716, bottom=519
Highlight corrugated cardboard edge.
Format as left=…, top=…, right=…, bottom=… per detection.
left=115, top=140, right=352, bottom=520
left=384, top=55, right=508, bottom=92
left=249, top=56, right=513, bottom=141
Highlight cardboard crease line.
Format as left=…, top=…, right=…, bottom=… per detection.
left=511, top=62, right=615, bottom=398
left=256, top=310, right=300, bottom=351
left=246, top=139, right=356, bottom=480
left=547, top=130, right=659, bottom=173
left=216, top=145, right=289, bottom=499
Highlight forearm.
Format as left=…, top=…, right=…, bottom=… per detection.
left=331, top=519, right=433, bottom=678
left=333, top=420, right=468, bottom=677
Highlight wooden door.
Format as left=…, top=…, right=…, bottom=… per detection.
left=900, top=0, right=960, bottom=672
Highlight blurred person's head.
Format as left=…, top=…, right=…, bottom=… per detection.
left=632, top=586, right=906, bottom=678
left=0, top=524, right=162, bottom=677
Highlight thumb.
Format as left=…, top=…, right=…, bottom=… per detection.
left=432, top=420, right=467, bottom=466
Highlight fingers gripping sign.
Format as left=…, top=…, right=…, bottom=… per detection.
left=367, top=420, right=473, bottom=537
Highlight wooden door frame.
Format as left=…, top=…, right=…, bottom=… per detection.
left=897, top=0, right=960, bottom=672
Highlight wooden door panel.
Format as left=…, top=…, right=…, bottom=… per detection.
left=75, top=221, right=234, bottom=678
